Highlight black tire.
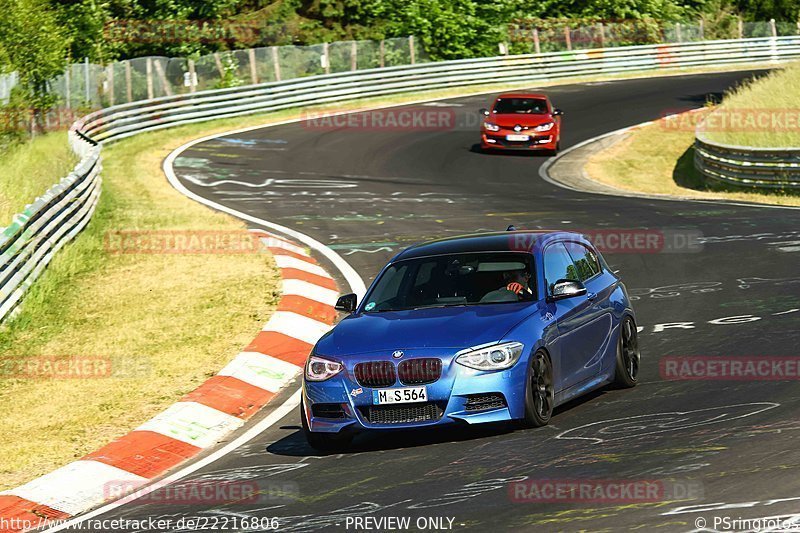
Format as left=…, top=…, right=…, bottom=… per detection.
left=520, top=350, right=555, bottom=428
left=613, top=316, right=640, bottom=388
left=300, top=402, right=353, bottom=451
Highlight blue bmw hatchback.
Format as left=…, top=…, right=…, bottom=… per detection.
left=301, top=230, right=640, bottom=449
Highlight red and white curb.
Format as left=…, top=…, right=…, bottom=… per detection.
left=0, top=229, right=338, bottom=532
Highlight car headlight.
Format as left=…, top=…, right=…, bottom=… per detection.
left=305, top=355, right=343, bottom=381
left=456, top=342, right=524, bottom=371
left=483, top=122, right=500, bottom=132
left=534, top=122, right=554, bottom=132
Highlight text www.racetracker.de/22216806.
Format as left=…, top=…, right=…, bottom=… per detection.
left=0, top=516, right=281, bottom=531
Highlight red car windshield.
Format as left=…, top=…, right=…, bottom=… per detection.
left=493, top=98, right=548, bottom=115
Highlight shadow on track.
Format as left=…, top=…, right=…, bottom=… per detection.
left=266, top=388, right=609, bottom=458
left=469, top=143, right=555, bottom=157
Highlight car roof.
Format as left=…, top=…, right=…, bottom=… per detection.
left=495, top=92, right=549, bottom=100
left=393, top=231, right=588, bottom=261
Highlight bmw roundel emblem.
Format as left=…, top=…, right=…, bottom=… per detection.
left=392, top=350, right=404, bottom=359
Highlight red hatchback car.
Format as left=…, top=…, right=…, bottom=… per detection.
left=479, top=93, right=563, bottom=154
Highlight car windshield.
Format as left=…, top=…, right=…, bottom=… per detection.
left=362, top=252, right=535, bottom=313
left=493, top=98, right=548, bottom=115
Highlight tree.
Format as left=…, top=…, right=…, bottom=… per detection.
left=0, top=0, right=69, bottom=129
left=734, top=0, right=800, bottom=21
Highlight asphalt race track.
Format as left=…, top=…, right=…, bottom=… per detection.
left=63, top=71, right=800, bottom=532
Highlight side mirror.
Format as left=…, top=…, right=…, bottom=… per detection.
left=549, top=279, right=586, bottom=301
left=335, top=293, right=358, bottom=313
left=479, top=108, right=490, bottom=117
left=552, top=108, right=564, bottom=116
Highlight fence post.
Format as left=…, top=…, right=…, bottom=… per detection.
left=125, top=60, right=133, bottom=102
left=271, top=46, right=281, bottom=81
left=598, top=22, right=605, bottom=48
left=409, top=35, right=416, bottom=64
left=188, top=59, right=197, bottom=93
left=248, top=48, right=258, bottom=84
left=146, top=57, right=154, bottom=99
left=106, top=64, right=114, bottom=106
left=64, top=67, right=71, bottom=110
left=564, top=26, right=572, bottom=50
left=213, top=53, right=224, bottom=78
left=350, top=41, right=358, bottom=71
left=323, top=42, right=331, bottom=74
left=739, top=16, right=744, bottom=39
left=676, top=23, right=682, bottom=43
left=84, top=57, right=90, bottom=105
left=699, top=19, right=704, bottom=40
left=379, top=39, right=385, bottom=68
left=770, top=19, right=778, bottom=63
left=533, top=28, right=541, bottom=54
left=153, top=59, right=172, bottom=96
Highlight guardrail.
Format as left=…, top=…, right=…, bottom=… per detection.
left=3, top=36, right=800, bottom=322
left=694, top=133, right=800, bottom=189
left=75, top=36, right=800, bottom=143
left=0, top=133, right=102, bottom=322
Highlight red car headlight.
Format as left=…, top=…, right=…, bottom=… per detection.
left=533, top=122, right=555, bottom=132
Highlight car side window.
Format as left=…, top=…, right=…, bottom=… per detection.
left=369, top=264, right=409, bottom=308
left=564, top=242, right=601, bottom=281
left=543, top=243, right=579, bottom=294
left=413, top=261, right=436, bottom=287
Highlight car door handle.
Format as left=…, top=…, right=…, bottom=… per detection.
left=586, top=292, right=597, bottom=301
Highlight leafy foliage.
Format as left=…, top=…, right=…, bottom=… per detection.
left=0, top=0, right=797, bottom=122
left=0, top=0, right=68, bottom=126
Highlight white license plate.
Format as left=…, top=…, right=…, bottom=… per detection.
left=506, top=134, right=530, bottom=141
left=373, top=386, right=428, bottom=405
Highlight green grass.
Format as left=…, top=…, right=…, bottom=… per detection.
left=585, top=114, right=800, bottom=206
left=0, top=124, right=283, bottom=490
left=703, top=62, right=800, bottom=147
left=0, top=132, right=78, bottom=224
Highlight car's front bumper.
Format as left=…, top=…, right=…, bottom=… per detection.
left=302, top=349, right=529, bottom=433
left=481, top=132, right=556, bottom=150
